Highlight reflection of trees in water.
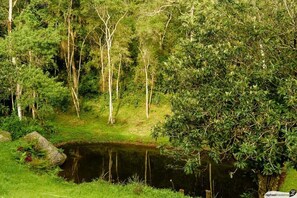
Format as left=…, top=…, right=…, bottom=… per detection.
left=70, top=148, right=81, bottom=182
left=61, top=143, right=257, bottom=197
left=144, top=150, right=152, bottom=185
left=108, top=149, right=112, bottom=182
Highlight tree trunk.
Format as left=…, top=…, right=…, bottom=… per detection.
left=100, top=42, right=106, bottom=92
left=107, top=41, right=114, bottom=124
left=257, top=174, right=279, bottom=198
left=66, top=0, right=80, bottom=118
left=95, top=8, right=126, bottom=124
left=209, top=163, right=213, bottom=198
left=16, top=83, right=22, bottom=120
left=116, top=55, right=122, bottom=100
left=9, top=0, right=22, bottom=120
left=145, top=63, right=149, bottom=119
left=71, top=44, right=80, bottom=118
left=32, top=90, right=36, bottom=119
left=149, top=73, right=154, bottom=107
left=8, top=0, right=12, bottom=34
left=139, top=47, right=151, bottom=119
left=10, top=88, right=14, bottom=111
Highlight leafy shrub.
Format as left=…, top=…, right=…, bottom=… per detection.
left=79, top=71, right=99, bottom=98
left=14, top=142, right=59, bottom=171
left=0, top=116, right=56, bottom=139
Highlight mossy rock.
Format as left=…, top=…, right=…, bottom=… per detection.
left=24, top=132, right=67, bottom=166
left=0, top=130, right=12, bottom=142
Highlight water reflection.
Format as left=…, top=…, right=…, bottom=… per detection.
left=59, top=142, right=257, bottom=197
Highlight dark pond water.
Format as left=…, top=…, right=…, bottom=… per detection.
left=58, top=142, right=257, bottom=198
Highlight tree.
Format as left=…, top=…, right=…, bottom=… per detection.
left=93, top=0, right=128, bottom=124
left=61, top=0, right=96, bottom=118
left=136, top=0, right=175, bottom=118
left=153, top=1, right=297, bottom=197
left=0, top=0, right=67, bottom=120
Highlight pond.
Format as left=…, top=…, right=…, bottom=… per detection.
left=58, top=142, right=257, bottom=197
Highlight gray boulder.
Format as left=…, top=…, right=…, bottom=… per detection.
left=0, top=130, right=12, bottom=142
left=24, top=132, right=66, bottom=166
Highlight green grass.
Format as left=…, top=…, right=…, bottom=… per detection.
left=0, top=96, right=188, bottom=198
left=0, top=141, right=186, bottom=198
left=50, top=97, right=171, bottom=144
left=279, top=168, right=297, bottom=191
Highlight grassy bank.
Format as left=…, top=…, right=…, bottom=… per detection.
left=0, top=97, right=187, bottom=198
left=0, top=141, right=185, bottom=198
left=50, top=98, right=171, bottom=144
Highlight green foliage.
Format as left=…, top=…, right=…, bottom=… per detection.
left=153, top=0, right=297, bottom=177
left=79, top=70, right=99, bottom=98
left=0, top=116, right=56, bottom=139
left=14, top=141, right=60, bottom=171
left=20, top=67, right=69, bottom=118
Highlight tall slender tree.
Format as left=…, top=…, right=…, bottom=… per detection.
left=93, top=0, right=127, bottom=124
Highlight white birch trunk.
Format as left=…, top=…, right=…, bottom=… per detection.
left=107, top=40, right=114, bottom=124
left=95, top=9, right=126, bottom=124
left=100, top=44, right=106, bottom=92
left=8, top=0, right=12, bottom=34
left=32, top=90, right=36, bottom=119
left=9, top=0, right=22, bottom=120
left=116, top=55, right=122, bottom=100
left=16, top=83, right=22, bottom=120
left=145, top=63, right=149, bottom=119
left=149, top=73, right=154, bottom=107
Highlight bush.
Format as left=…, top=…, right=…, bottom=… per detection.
left=14, top=141, right=61, bottom=172
left=0, top=116, right=56, bottom=140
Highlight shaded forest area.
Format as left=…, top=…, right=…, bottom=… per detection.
left=0, top=0, right=183, bottom=122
